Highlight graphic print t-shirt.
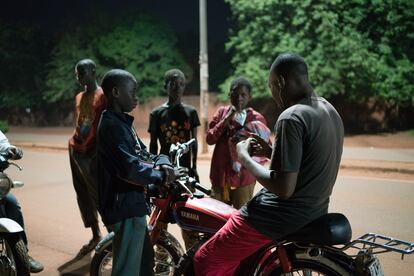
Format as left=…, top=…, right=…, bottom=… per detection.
left=148, top=103, right=200, bottom=168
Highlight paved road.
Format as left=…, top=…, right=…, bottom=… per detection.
left=7, top=131, right=414, bottom=163
left=6, top=148, right=414, bottom=275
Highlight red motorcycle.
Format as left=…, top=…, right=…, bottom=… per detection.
left=91, top=139, right=414, bottom=275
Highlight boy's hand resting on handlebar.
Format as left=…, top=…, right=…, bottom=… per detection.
left=7, top=146, right=23, bottom=160
left=189, top=167, right=200, bottom=182
left=160, top=165, right=188, bottom=186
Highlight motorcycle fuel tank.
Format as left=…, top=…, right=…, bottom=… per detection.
left=173, top=197, right=236, bottom=234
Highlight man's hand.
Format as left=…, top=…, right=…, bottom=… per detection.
left=249, top=134, right=272, bottom=158
left=7, top=146, right=23, bottom=160
left=161, top=165, right=188, bottom=186
left=236, top=138, right=253, bottom=161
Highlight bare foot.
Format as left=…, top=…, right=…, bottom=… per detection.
left=75, top=237, right=101, bottom=258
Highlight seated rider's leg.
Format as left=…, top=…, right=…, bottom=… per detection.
left=193, top=211, right=272, bottom=276
left=4, top=193, right=28, bottom=246
left=4, top=194, right=44, bottom=273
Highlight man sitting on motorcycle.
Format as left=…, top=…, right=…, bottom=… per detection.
left=193, top=53, right=344, bottom=275
left=0, top=130, right=44, bottom=273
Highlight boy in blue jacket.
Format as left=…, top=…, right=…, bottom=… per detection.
left=97, top=69, right=182, bottom=275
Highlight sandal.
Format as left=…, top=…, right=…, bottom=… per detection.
left=75, top=238, right=100, bottom=258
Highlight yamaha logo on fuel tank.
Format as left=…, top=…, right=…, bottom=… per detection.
left=180, top=211, right=200, bottom=221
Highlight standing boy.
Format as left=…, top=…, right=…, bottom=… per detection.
left=68, top=59, right=106, bottom=256
left=97, top=69, right=182, bottom=275
left=148, top=69, right=200, bottom=250
left=148, top=69, right=200, bottom=180
left=206, top=77, right=268, bottom=209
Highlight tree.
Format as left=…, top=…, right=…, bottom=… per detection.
left=43, top=27, right=96, bottom=103
left=222, top=0, right=414, bottom=106
left=44, top=12, right=191, bottom=103
left=0, top=21, right=50, bottom=109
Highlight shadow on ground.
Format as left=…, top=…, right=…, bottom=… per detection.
left=57, top=253, right=92, bottom=276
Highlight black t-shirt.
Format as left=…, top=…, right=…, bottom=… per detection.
left=240, top=96, right=344, bottom=240
left=148, top=102, right=200, bottom=168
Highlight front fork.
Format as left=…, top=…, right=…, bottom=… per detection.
left=277, top=246, right=292, bottom=273
left=148, top=194, right=173, bottom=245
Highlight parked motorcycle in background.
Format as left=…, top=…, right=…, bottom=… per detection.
left=0, top=153, right=30, bottom=276
left=91, top=139, right=414, bottom=276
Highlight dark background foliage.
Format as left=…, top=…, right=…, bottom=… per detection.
left=0, top=0, right=412, bottom=132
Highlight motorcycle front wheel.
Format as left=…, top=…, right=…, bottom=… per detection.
left=0, top=234, right=30, bottom=276
left=90, top=238, right=181, bottom=276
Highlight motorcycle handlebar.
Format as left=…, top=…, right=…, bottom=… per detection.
left=177, top=138, right=196, bottom=155
left=170, top=138, right=195, bottom=156
left=170, top=139, right=197, bottom=168
left=194, top=182, right=211, bottom=195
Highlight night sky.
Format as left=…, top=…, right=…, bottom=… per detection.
left=1, top=0, right=230, bottom=43
left=1, top=0, right=232, bottom=91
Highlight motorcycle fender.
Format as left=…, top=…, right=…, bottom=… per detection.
left=95, top=231, right=115, bottom=254
left=0, top=218, right=24, bottom=233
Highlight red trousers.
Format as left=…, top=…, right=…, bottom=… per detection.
left=193, top=211, right=273, bottom=276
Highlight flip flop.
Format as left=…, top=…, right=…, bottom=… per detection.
left=75, top=238, right=100, bottom=258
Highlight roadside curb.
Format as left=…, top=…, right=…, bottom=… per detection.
left=14, top=142, right=68, bottom=151
left=14, top=142, right=414, bottom=175
left=15, top=142, right=215, bottom=160
left=340, top=160, right=414, bottom=175
left=340, top=164, right=414, bottom=175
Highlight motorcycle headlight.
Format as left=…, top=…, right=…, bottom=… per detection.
left=0, top=173, right=12, bottom=199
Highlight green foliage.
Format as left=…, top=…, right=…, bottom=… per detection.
left=0, top=21, right=50, bottom=108
left=0, top=120, right=8, bottom=133
left=43, top=28, right=96, bottom=103
left=222, top=0, right=414, bottom=106
left=44, top=12, right=191, bottom=103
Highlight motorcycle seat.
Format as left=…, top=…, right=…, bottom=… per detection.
left=284, top=213, right=352, bottom=245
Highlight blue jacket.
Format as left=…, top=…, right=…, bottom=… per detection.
left=97, top=110, right=170, bottom=225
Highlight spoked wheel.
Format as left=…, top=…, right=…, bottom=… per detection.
left=90, top=238, right=181, bottom=276
left=267, top=259, right=350, bottom=276
left=90, top=243, right=112, bottom=276
left=153, top=239, right=181, bottom=276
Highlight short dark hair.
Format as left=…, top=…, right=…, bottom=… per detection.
left=75, top=59, right=96, bottom=72
left=270, top=53, right=308, bottom=78
left=164, top=69, right=185, bottom=85
left=101, top=69, right=136, bottom=97
left=229, top=76, right=252, bottom=94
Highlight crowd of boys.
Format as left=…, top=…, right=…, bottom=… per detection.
left=8, top=52, right=343, bottom=275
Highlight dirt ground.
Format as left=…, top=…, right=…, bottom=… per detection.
left=9, top=127, right=414, bottom=182
left=9, top=127, right=414, bottom=148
